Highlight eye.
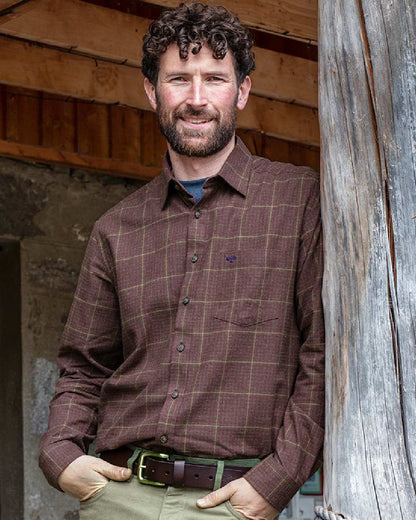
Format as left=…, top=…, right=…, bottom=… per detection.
left=170, top=76, right=187, bottom=83
left=207, top=76, right=224, bottom=83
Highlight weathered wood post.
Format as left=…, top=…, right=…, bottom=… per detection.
left=318, top=1, right=416, bottom=518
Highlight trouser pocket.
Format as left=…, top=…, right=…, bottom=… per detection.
left=224, top=501, right=248, bottom=520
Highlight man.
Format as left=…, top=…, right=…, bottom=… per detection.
left=39, top=3, right=325, bottom=520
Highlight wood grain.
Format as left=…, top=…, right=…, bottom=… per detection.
left=0, top=0, right=318, bottom=107
left=143, top=0, right=318, bottom=42
left=0, top=86, right=321, bottom=176
left=240, top=95, right=319, bottom=146
left=319, top=0, right=416, bottom=517
left=140, top=110, right=166, bottom=167
left=76, top=102, right=109, bottom=157
left=42, top=93, right=76, bottom=151
left=0, top=0, right=22, bottom=10
left=5, top=86, right=40, bottom=145
left=0, top=139, right=160, bottom=180
left=0, top=36, right=318, bottom=145
left=109, top=105, right=141, bottom=162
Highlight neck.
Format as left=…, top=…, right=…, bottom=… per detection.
left=168, top=136, right=235, bottom=181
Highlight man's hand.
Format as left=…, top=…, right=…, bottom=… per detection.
left=197, top=477, right=279, bottom=520
left=57, top=455, right=132, bottom=501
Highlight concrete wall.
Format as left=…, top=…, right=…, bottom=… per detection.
left=0, top=157, right=144, bottom=520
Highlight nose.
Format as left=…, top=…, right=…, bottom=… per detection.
left=186, top=79, right=208, bottom=108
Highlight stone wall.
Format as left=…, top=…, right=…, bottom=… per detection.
left=0, top=157, right=144, bottom=520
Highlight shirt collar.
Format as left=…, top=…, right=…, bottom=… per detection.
left=159, top=137, right=253, bottom=209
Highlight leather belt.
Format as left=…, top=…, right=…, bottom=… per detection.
left=100, top=446, right=251, bottom=490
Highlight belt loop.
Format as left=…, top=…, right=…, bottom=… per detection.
left=173, top=459, right=186, bottom=486
left=127, top=447, right=142, bottom=473
left=214, top=460, right=225, bottom=490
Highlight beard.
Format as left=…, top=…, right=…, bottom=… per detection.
left=155, top=94, right=238, bottom=158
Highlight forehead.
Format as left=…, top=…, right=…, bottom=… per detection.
left=158, top=44, right=236, bottom=75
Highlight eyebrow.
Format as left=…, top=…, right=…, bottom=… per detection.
left=164, top=70, right=233, bottom=78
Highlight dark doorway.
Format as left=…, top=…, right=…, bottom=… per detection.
left=0, top=241, right=23, bottom=520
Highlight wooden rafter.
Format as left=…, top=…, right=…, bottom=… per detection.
left=0, top=36, right=319, bottom=146
left=140, top=0, right=318, bottom=42
left=0, top=139, right=160, bottom=179
left=0, top=0, right=318, bottom=108
left=0, top=0, right=27, bottom=11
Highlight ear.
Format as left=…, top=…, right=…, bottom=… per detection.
left=236, top=76, right=251, bottom=111
left=144, top=77, right=157, bottom=111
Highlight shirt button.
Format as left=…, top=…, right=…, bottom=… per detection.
left=171, top=390, right=179, bottom=399
left=160, top=435, right=168, bottom=444
left=182, top=296, right=190, bottom=305
left=177, top=343, right=185, bottom=352
left=191, top=254, right=199, bottom=263
left=194, top=210, right=201, bottom=219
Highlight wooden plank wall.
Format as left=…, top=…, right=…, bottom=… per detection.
left=0, top=85, right=319, bottom=178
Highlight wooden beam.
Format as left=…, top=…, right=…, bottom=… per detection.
left=319, top=0, right=416, bottom=518
left=0, top=139, right=160, bottom=180
left=0, top=0, right=146, bottom=66
left=0, top=37, right=319, bottom=145
left=252, top=47, right=317, bottom=107
left=0, top=36, right=148, bottom=108
left=141, top=0, right=318, bottom=42
left=0, top=0, right=24, bottom=10
left=239, top=96, right=319, bottom=147
left=0, top=0, right=317, bottom=107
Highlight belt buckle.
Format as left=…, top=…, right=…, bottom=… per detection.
left=137, top=450, right=170, bottom=486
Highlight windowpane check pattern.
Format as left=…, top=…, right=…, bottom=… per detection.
left=40, top=139, right=325, bottom=512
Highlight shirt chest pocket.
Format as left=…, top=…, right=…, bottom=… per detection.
left=208, top=249, right=287, bottom=328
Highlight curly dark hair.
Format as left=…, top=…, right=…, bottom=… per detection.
left=142, top=2, right=255, bottom=85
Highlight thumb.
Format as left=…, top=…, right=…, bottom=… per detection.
left=96, top=460, right=132, bottom=482
left=197, top=482, right=235, bottom=509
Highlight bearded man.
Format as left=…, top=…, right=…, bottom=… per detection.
left=39, top=4, right=325, bottom=520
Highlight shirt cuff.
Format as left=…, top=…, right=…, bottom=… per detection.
left=244, top=454, right=302, bottom=512
left=39, top=440, right=85, bottom=490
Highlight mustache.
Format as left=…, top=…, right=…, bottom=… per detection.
left=173, top=106, right=219, bottom=120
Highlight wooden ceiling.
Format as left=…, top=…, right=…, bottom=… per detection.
left=0, top=0, right=319, bottom=178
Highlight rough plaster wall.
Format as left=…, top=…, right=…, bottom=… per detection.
left=0, top=157, right=144, bottom=520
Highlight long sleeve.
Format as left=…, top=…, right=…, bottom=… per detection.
left=244, top=179, right=325, bottom=512
left=39, top=224, right=122, bottom=488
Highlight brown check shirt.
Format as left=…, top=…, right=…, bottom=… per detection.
left=39, top=138, right=325, bottom=512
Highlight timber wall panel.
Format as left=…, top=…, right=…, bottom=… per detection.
left=0, top=86, right=5, bottom=140
left=140, top=110, right=166, bottom=167
left=42, top=94, right=76, bottom=152
left=76, top=102, right=110, bottom=157
left=110, top=105, right=142, bottom=162
left=0, top=35, right=319, bottom=146
left=5, top=87, right=41, bottom=146
left=0, top=0, right=318, bottom=108
left=0, top=85, right=320, bottom=178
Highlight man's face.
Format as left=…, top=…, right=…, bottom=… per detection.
left=144, top=44, right=251, bottom=157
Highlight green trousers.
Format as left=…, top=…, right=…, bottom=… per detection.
left=79, top=478, right=249, bottom=520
